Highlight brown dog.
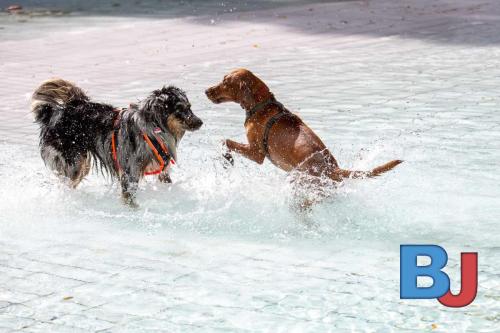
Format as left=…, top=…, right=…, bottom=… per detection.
left=205, top=68, right=402, bottom=183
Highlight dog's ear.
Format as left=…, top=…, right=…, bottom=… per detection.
left=141, top=94, right=169, bottom=124
left=239, top=80, right=253, bottom=106
left=146, top=93, right=169, bottom=111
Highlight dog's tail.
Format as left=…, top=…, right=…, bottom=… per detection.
left=336, top=159, right=403, bottom=179
left=31, top=78, right=88, bottom=124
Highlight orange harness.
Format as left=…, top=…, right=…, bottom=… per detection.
left=111, top=110, right=175, bottom=175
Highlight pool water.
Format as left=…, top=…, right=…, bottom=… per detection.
left=0, top=1, right=499, bottom=332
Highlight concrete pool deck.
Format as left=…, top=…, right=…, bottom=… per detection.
left=1, top=0, right=500, bottom=332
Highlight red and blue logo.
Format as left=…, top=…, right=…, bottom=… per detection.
left=400, top=245, right=478, bottom=307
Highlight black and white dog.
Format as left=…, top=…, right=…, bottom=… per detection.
left=31, top=79, right=202, bottom=206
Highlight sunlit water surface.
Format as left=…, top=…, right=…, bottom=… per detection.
left=1, top=6, right=500, bottom=332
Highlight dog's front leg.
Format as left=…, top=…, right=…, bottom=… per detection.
left=120, top=172, right=139, bottom=208
left=158, top=171, right=172, bottom=183
left=226, top=139, right=265, bottom=164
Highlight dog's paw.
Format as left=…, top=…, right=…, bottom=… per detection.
left=220, top=140, right=234, bottom=168
left=222, top=152, right=234, bottom=168
left=158, top=173, right=172, bottom=183
left=128, top=201, right=140, bottom=210
left=121, top=194, right=139, bottom=209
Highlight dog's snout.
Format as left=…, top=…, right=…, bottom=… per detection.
left=205, top=87, right=215, bottom=98
left=189, top=115, right=203, bottom=130
left=206, top=86, right=225, bottom=104
left=193, top=117, right=203, bottom=129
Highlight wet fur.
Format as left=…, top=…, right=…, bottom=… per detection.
left=32, top=78, right=202, bottom=206
left=206, top=69, right=403, bottom=182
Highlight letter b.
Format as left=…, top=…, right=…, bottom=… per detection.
left=400, top=245, right=450, bottom=299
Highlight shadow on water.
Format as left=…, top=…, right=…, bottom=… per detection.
left=1, top=0, right=500, bottom=45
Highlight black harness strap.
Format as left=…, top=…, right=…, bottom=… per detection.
left=245, top=94, right=283, bottom=124
left=147, top=134, right=171, bottom=169
left=262, top=110, right=293, bottom=157
left=245, top=94, right=297, bottom=158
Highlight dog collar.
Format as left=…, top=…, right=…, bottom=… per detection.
left=245, top=94, right=284, bottom=124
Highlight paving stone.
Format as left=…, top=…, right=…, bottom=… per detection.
left=7, top=273, right=87, bottom=296
left=0, top=314, right=36, bottom=331
left=52, top=313, right=115, bottom=331
left=0, top=288, right=40, bottom=304
left=21, top=293, right=90, bottom=322
left=18, top=322, right=90, bottom=333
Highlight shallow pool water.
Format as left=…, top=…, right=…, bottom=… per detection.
left=1, top=2, right=499, bottom=331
